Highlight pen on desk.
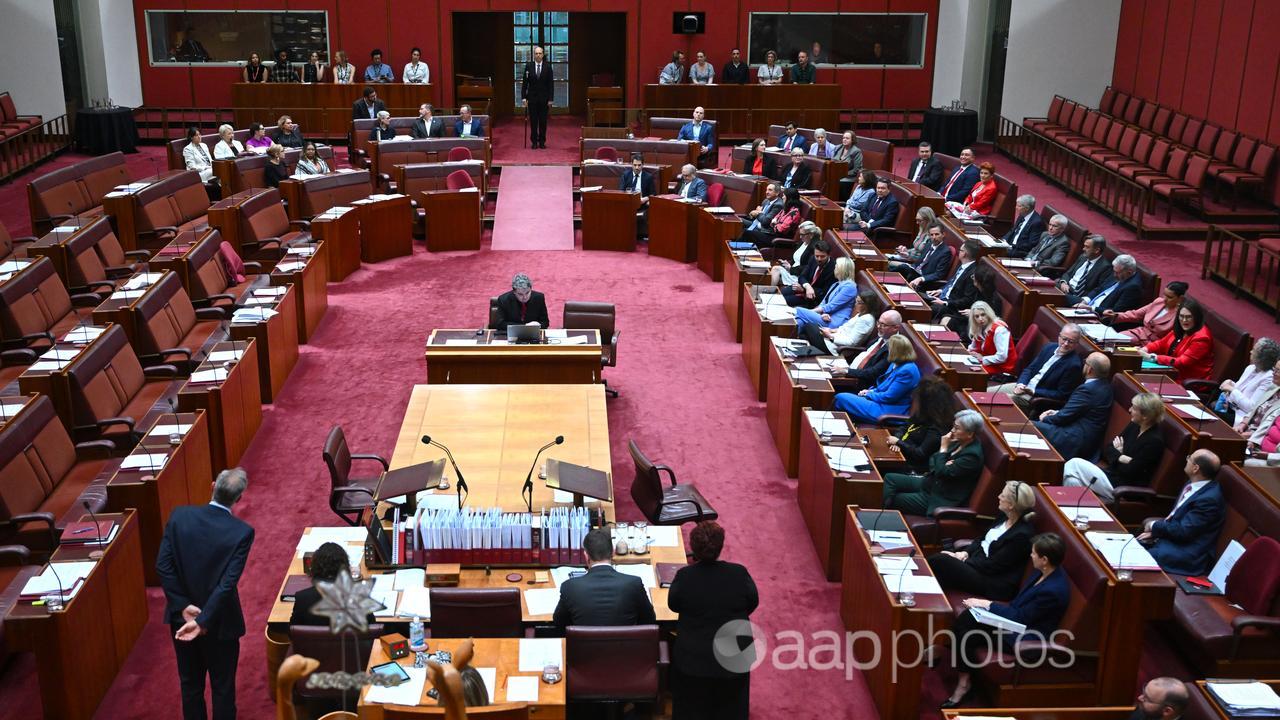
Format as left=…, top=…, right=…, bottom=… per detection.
left=72, top=527, right=94, bottom=534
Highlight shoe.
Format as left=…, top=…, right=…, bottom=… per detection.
left=940, top=687, right=971, bottom=709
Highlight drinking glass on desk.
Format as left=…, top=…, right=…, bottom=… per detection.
left=633, top=521, right=650, bottom=553
left=41, top=593, right=64, bottom=612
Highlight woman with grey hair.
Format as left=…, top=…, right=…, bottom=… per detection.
left=370, top=110, right=397, bottom=141
left=881, top=409, right=985, bottom=515
left=492, top=273, right=549, bottom=329
left=1214, top=337, right=1280, bottom=424
left=212, top=123, right=245, bottom=159
left=768, top=221, right=821, bottom=288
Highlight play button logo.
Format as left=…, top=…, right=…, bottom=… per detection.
left=713, top=619, right=764, bottom=674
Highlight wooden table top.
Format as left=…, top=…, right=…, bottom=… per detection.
left=426, top=329, right=600, bottom=353
left=358, top=638, right=566, bottom=710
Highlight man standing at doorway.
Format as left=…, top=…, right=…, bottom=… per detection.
left=523, top=45, right=554, bottom=149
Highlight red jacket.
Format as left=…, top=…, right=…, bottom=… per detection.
left=964, top=178, right=997, bottom=216
left=973, top=319, right=1018, bottom=375
left=1145, top=325, right=1214, bottom=383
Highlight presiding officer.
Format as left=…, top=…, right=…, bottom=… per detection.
left=492, top=273, right=550, bottom=329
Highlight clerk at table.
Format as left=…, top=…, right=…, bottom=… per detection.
left=554, top=528, right=656, bottom=633
left=491, top=273, right=550, bottom=329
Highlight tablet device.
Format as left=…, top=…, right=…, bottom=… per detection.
left=371, top=661, right=410, bottom=685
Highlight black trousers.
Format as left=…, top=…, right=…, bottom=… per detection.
left=528, top=99, right=549, bottom=144
left=672, top=667, right=750, bottom=720
left=173, top=628, right=240, bottom=720
left=929, top=553, right=1018, bottom=601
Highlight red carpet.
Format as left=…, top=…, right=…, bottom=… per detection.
left=490, top=166, right=575, bottom=250
left=491, top=116, right=588, bottom=166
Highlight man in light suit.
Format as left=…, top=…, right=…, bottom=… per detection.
left=996, top=324, right=1085, bottom=412
left=677, top=106, right=715, bottom=166
left=554, top=528, right=656, bottom=633
left=858, top=179, right=900, bottom=233
left=521, top=45, right=553, bottom=149
left=776, top=122, right=807, bottom=153
left=1082, top=254, right=1144, bottom=314
left=1003, top=195, right=1047, bottom=257
left=675, top=164, right=708, bottom=202
left=939, top=148, right=980, bottom=202
left=619, top=154, right=656, bottom=238
left=741, top=182, right=782, bottom=231
left=902, top=222, right=953, bottom=287
left=1056, top=235, right=1114, bottom=304
left=906, top=141, right=944, bottom=190
left=410, top=103, right=444, bottom=138
left=1034, top=352, right=1113, bottom=459
left=157, top=468, right=255, bottom=720
left=1024, top=214, right=1072, bottom=272
left=777, top=148, right=812, bottom=190
left=351, top=86, right=386, bottom=120
left=454, top=104, right=484, bottom=137
left=1140, top=450, right=1226, bottom=577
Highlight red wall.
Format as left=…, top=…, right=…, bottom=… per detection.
left=1112, top=0, right=1280, bottom=144
left=133, top=0, right=939, bottom=112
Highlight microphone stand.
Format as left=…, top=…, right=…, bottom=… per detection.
left=1114, top=533, right=1139, bottom=582
left=81, top=500, right=107, bottom=560
left=522, top=436, right=564, bottom=514
left=1070, top=475, right=1097, bottom=531
left=422, top=435, right=466, bottom=509
left=896, top=547, right=918, bottom=607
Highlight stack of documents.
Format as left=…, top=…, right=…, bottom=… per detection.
left=1080, top=323, right=1127, bottom=342
left=1173, top=403, right=1215, bottom=420
left=823, top=446, right=869, bottom=472
left=108, top=289, right=145, bottom=301
left=523, top=587, right=561, bottom=616
left=805, top=410, right=851, bottom=437
left=275, top=260, right=307, bottom=273
left=874, top=555, right=916, bottom=574
left=189, top=367, right=228, bottom=384
left=939, top=353, right=981, bottom=365
left=867, top=530, right=913, bottom=550
left=882, top=573, right=942, bottom=595
left=1000, top=258, right=1034, bottom=268
left=1003, top=432, right=1050, bottom=451
left=1085, top=531, right=1161, bottom=571
left=232, top=306, right=279, bottom=324
left=63, top=326, right=104, bottom=344
left=1205, top=682, right=1280, bottom=717
left=121, top=453, right=169, bottom=472
left=21, top=561, right=97, bottom=599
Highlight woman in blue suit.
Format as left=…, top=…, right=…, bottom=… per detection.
left=832, top=335, right=920, bottom=423
left=795, top=257, right=857, bottom=331
left=937, top=532, right=1070, bottom=708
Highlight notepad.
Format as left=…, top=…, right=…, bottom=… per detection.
left=253, top=286, right=288, bottom=297
left=1003, top=432, right=1050, bottom=451
left=1173, top=403, right=1215, bottom=420
left=522, top=588, right=561, bottom=616
left=207, top=350, right=244, bottom=363
left=363, top=666, right=426, bottom=705
left=505, top=675, right=540, bottom=702
left=121, top=453, right=169, bottom=471
left=518, top=638, right=563, bottom=673
left=63, top=326, right=104, bottom=343
left=396, top=586, right=432, bottom=618
left=147, top=423, right=192, bottom=438
left=189, top=368, right=228, bottom=384
left=874, top=556, right=917, bottom=574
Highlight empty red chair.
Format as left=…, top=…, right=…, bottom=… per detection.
left=1150, top=152, right=1210, bottom=221
left=447, top=146, right=473, bottom=162
left=1219, top=142, right=1275, bottom=207
left=1167, top=113, right=1188, bottom=143
left=445, top=169, right=475, bottom=190
left=1137, top=103, right=1157, bottom=131
left=1180, top=117, right=1203, bottom=148
left=706, top=182, right=725, bottom=207
left=1123, top=96, right=1143, bottom=123
left=1099, top=87, right=1117, bottom=115
left=1195, top=123, right=1221, bottom=156
left=594, top=146, right=618, bottom=162
left=1150, top=106, right=1173, bottom=136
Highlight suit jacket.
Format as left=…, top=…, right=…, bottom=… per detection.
left=865, top=361, right=921, bottom=408
left=411, top=116, right=444, bottom=138
left=1090, top=273, right=1144, bottom=314
left=788, top=256, right=836, bottom=305
left=721, top=62, right=751, bottom=85
left=846, top=334, right=896, bottom=385
left=667, top=560, right=759, bottom=677
left=455, top=119, right=484, bottom=137
left=988, top=566, right=1070, bottom=642
left=914, top=241, right=954, bottom=284
left=746, top=195, right=784, bottom=230
left=1035, top=378, right=1113, bottom=458
left=352, top=98, right=386, bottom=120
left=290, top=585, right=377, bottom=627
left=1016, top=345, right=1084, bottom=401
left=521, top=61, right=554, bottom=103
left=676, top=177, right=709, bottom=202
left=907, top=157, right=944, bottom=190
left=492, top=289, right=549, bottom=329
left=156, top=504, right=255, bottom=639
left=1149, top=481, right=1225, bottom=576
left=1145, top=325, right=1215, bottom=383
left=1004, top=211, right=1047, bottom=257
left=677, top=121, right=715, bottom=152
left=777, top=162, right=812, bottom=190
left=1061, top=254, right=1114, bottom=299
left=935, top=261, right=979, bottom=313
left=619, top=169, right=656, bottom=198
left=553, top=565, right=657, bottom=633
left=864, top=193, right=900, bottom=230
left=739, top=153, right=777, bottom=177
left=940, top=164, right=980, bottom=202
left=921, top=441, right=984, bottom=513
left=776, top=133, right=807, bottom=153
left=1026, top=232, right=1071, bottom=270
left=815, top=279, right=860, bottom=327
left=955, top=519, right=1035, bottom=600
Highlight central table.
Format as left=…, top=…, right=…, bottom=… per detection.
left=425, top=329, right=603, bottom=385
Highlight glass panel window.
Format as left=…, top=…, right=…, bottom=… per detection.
left=514, top=10, right=568, bottom=110
left=548, top=26, right=568, bottom=45
left=514, top=12, right=533, bottom=25
left=548, top=45, right=568, bottom=62
left=545, top=12, right=568, bottom=24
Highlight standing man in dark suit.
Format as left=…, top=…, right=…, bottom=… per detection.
left=906, top=141, right=944, bottom=190
left=1081, top=254, right=1143, bottom=313
left=781, top=239, right=834, bottom=308
left=411, top=103, right=444, bottom=138
left=351, top=86, right=386, bottom=121
left=901, top=222, right=953, bottom=287
left=619, top=154, right=656, bottom=238
left=522, top=45, right=553, bottom=149
left=677, top=106, right=716, bottom=166
left=1002, top=195, right=1046, bottom=256
left=156, top=467, right=255, bottom=720
left=857, top=179, right=900, bottom=234
left=1056, top=235, right=1114, bottom=304
left=1035, top=352, right=1114, bottom=459
left=838, top=310, right=902, bottom=388
left=1141, top=450, right=1226, bottom=577
left=553, top=528, right=656, bottom=633
left=938, top=148, right=980, bottom=203
left=491, top=273, right=550, bottom=329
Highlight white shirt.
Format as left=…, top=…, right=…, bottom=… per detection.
left=213, top=139, right=244, bottom=160
left=827, top=313, right=875, bottom=353
left=209, top=500, right=232, bottom=513
left=680, top=181, right=692, bottom=198
left=979, top=521, right=1010, bottom=557
left=758, top=64, right=783, bottom=84
left=791, top=241, right=809, bottom=267
left=183, top=142, right=213, bottom=182
left=851, top=337, right=885, bottom=369
left=459, top=121, right=473, bottom=137
left=632, top=172, right=642, bottom=193
left=403, top=61, right=430, bottom=84
left=1026, top=351, right=1065, bottom=392
left=971, top=322, right=1011, bottom=365
left=1069, top=256, right=1096, bottom=291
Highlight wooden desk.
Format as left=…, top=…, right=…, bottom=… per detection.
left=178, top=339, right=262, bottom=472
left=962, top=390, right=1062, bottom=484
left=765, top=339, right=835, bottom=476
left=722, top=243, right=770, bottom=342
left=1041, top=484, right=1176, bottom=705
left=420, top=188, right=482, bottom=251
left=695, top=208, right=741, bottom=281
left=22, top=224, right=87, bottom=284
left=801, top=193, right=843, bottom=231
left=1128, top=372, right=1247, bottom=461
left=357, top=638, right=565, bottom=719
left=831, top=230, right=890, bottom=271
left=354, top=194, right=414, bottom=262
left=270, top=240, right=329, bottom=343
left=647, top=194, right=699, bottom=263
left=425, top=330, right=602, bottom=385
left=1190, top=679, right=1280, bottom=720
left=740, top=284, right=797, bottom=401
left=840, top=506, right=952, bottom=720
left=3, top=510, right=147, bottom=720
left=17, top=323, right=113, bottom=431
left=230, top=283, right=300, bottom=403
left=796, top=411, right=884, bottom=580
left=311, top=205, right=362, bottom=281
left=232, top=83, right=435, bottom=140
left=389, top=384, right=612, bottom=513
left=104, top=412, right=212, bottom=585
left=865, top=270, right=933, bottom=323
left=580, top=189, right=639, bottom=252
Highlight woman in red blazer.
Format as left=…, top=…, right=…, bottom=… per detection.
left=1144, top=297, right=1214, bottom=383
left=945, top=162, right=998, bottom=220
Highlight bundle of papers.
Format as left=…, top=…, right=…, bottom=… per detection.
left=1003, top=432, right=1050, bottom=451
left=1000, top=258, right=1034, bottom=268
left=62, top=326, right=104, bottom=344
left=189, top=367, right=228, bottom=384
left=791, top=369, right=831, bottom=381
left=1172, top=403, right=1215, bottom=421
left=970, top=607, right=1027, bottom=634
left=121, top=453, right=169, bottom=471
left=122, top=273, right=163, bottom=291
left=705, top=206, right=738, bottom=214
left=805, top=410, right=851, bottom=437
left=867, top=530, right=913, bottom=550
left=1080, top=323, right=1127, bottom=342
left=1085, top=531, right=1161, bottom=570
left=396, top=586, right=432, bottom=618
left=315, top=206, right=354, bottom=217
left=823, top=446, right=869, bottom=472
left=21, top=561, right=98, bottom=599
left=232, top=307, right=279, bottom=324
left=523, top=587, right=561, bottom=616
left=1205, top=682, right=1280, bottom=716
left=253, top=285, right=288, bottom=297
left=881, top=572, right=942, bottom=595
left=109, top=289, right=145, bottom=301
left=207, top=349, right=244, bottom=363
left=147, top=423, right=192, bottom=438
left=761, top=305, right=796, bottom=322
left=50, top=224, right=81, bottom=234
left=874, top=556, right=917, bottom=574
left=939, top=353, right=981, bottom=365
left=274, top=261, right=307, bottom=273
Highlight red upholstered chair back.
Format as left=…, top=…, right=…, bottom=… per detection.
left=1250, top=143, right=1275, bottom=177
left=563, top=301, right=617, bottom=367
left=706, top=182, right=725, bottom=207
left=1079, top=112, right=1099, bottom=139
left=288, top=624, right=383, bottom=702
left=65, top=219, right=114, bottom=288
left=856, top=136, right=893, bottom=172
left=396, top=161, right=486, bottom=195
left=1098, top=89, right=1115, bottom=115
left=131, top=273, right=199, bottom=358
left=322, top=425, right=354, bottom=487
left=1180, top=117, right=1203, bottom=148
left=1167, top=113, right=1188, bottom=142
left=0, top=93, right=17, bottom=123
left=428, top=588, right=523, bottom=638
left=1225, top=537, right=1280, bottom=616
left=64, top=324, right=146, bottom=431
left=594, top=146, right=618, bottom=162
left=1123, top=96, right=1143, bottom=124
left=566, top=625, right=660, bottom=702
left=0, top=395, right=76, bottom=522
left=447, top=146, right=473, bottom=162
left=1195, top=123, right=1220, bottom=156
left=1212, top=129, right=1238, bottom=163
left=1230, top=136, right=1258, bottom=169
left=1130, top=133, right=1154, bottom=164
left=445, top=169, right=475, bottom=190
left=1150, top=106, right=1172, bottom=136
left=186, top=231, right=234, bottom=301
left=0, top=223, right=19, bottom=260
left=1137, top=102, right=1156, bottom=131
left=27, top=153, right=131, bottom=229
left=1183, top=153, right=1210, bottom=187
left=1116, top=126, right=1139, bottom=156
left=242, top=193, right=290, bottom=246
left=1217, top=465, right=1280, bottom=556
left=1046, top=96, right=1064, bottom=123
left=1146, top=139, right=1172, bottom=173
left=1195, top=299, right=1251, bottom=384
left=0, top=257, right=72, bottom=339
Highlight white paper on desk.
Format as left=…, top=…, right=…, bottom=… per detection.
left=579, top=185, right=603, bottom=192
left=396, top=586, right=432, bottom=618
left=900, top=299, right=925, bottom=307
left=939, top=353, right=977, bottom=364
left=285, top=245, right=315, bottom=256
left=645, top=525, right=682, bottom=547
left=109, top=289, right=145, bottom=301
left=244, top=296, right=275, bottom=306
left=275, top=261, right=306, bottom=273
left=207, top=349, right=244, bottom=363
left=762, top=305, right=797, bottom=322
left=519, top=638, right=564, bottom=673
left=544, top=328, right=568, bottom=339
left=50, top=225, right=80, bottom=233
left=121, top=453, right=168, bottom=470
left=364, top=665, right=427, bottom=705
left=123, top=273, right=163, bottom=290
left=1067, top=506, right=1114, bottom=522
left=852, top=248, right=878, bottom=256
left=824, top=446, right=869, bottom=471
left=62, top=326, right=104, bottom=343
left=1001, top=258, right=1034, bottom=268
left=1208, top=540, right=1246, bottom=591
left=232, top=307, right=279, bottom=323
left=523, top=588, right=561, bottom=616
left=614, top=564, right=657, bottom=590
left=189, top=368, right=228, bottom=384
left=882, top=283, right=914, bottom=294
left=393, top=568, right=425, bottom=591
left=253, top=286, right=288, bottom=297
left=1207, top=681, right=1280, bottom=710
left=147, top=423, right=192, bottom=438
left=0, top=402, right=27, bottom=418
left=1085, top=531, right=1161, bottom=570
left=1173, top=403, right=1215, bottom=420
left=443, top=339, right=479, bottom=346
left=370, top=574, right=397, bottom=614
left=1155, top=387, right=1196, bottom=400
left=911, top=323, right=948, bottom=333
left=505, top=675, right=540, bottom=702
left=706, top=206, right=738, bottom=214
left=874, top=556, right=917, bottom=574
left=742, top=260, right=771, bottom=269
left=868, top=530, right=912, bottom=547
left=40, top=349, right=79, bottom=361
left=1055, top=307, right=1094, bottom=317
left=22, top=561, right=97, bottom=596
left=792, top=369, right=830, bottom=380
left=28, top=360, right=66, bottom=371
left=473, top=667, right=498, bottom=703
left=558, top=335, right=590, bottom=345
left=882, top=573, right=943, bottom=595
left=0, top=260, right=30, bottom=274
left=1003, top=432, right=1050, bottom=451
left=1080, top=323, right=1127, bottom=342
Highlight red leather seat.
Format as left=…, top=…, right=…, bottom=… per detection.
left=706, top=182, right=725, bottom=207
left=628, top=440, right=718, bottom=526
left=321, top=425, right=384, bottom=526
left=0, top=257, right=94, bottom=355
left=447, top=146, right=473, bottom=162
left=446, top=169, right=475, bottom=190
left=566, top=625, right=665, bottom=705
left=428, top=588, right=523, bottom=638
left=594, top=146, right=618, bottom=162
left=25, top=152, right=131, bottom=235
left=129, top=272, right=225, bottom=370
left=63, top=324, right=179, bottom=445
left=133, top=171, right=211, bottom=246
left=183, top=229, right=263, bottom=311
left=235, top=187, right=310, bottom=258
left=0, top=222, right=35, bottom=264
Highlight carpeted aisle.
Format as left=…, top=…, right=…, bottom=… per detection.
left=491, top=165, right=576, bottom=250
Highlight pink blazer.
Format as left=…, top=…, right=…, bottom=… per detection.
left=1117, top=298, right=1175, bottom=344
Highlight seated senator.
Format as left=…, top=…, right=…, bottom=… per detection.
left=274, top=114, right=305, bottom=149
left=1063, top=392, right=1166, bottom=502
left=768, top=221, right=821, bottom=290
left=674, top=163, right=709, bottom=203
left=775, top=148, right=812, bottom=190
left=491, top=273, right=550, bottom=329
left=929, top=481, right=1037, bottom=600
left=857, top=179, right=901, bottom=235
left=1104, top=281, right=1187, bottom=344
left=212, top=123, right=245, bottom=160
left=966, top=301, right=1018, bottom=376
left=795, top=257, right=858, bottom=331
left=944, top=162, right=997, bottom=221
left=246, top=122, right=272, bottom=152
left=1142, top=298, right=1214, bottom=384
left=1213, top=337, right=1280, bottom=425
left=455, top=105, right=484, bottom=137
left=842, top=170, right=877, bottom=228
left=369, top=110, right=397, bottom=141
left=841, top=311, right=903, bottom=390
left=295, top=142, right=330, bottom=176
left=832, top=335, right=920, bottom=424
left=741, top=187, right=801, bottom=250
left=290, top=542, right=375, bottom=626
left=801, top=289, right=881, bottom=356
left=886, top=206, right=938, bottom=271
left=997, top=323, right=1083, bottom=413
left=554, top=528, right=657, bottom=633
left=936, top=533, right=1070, bottom=709
left=882, top=409, right=985, bottom=516
left=263, top=144, right=290, bottom=188
left=1140, top=450, right=1226, bottom=577
left=1034, top=352, right=1114, bottom=460
left=884, top=378, right=956, bottom=473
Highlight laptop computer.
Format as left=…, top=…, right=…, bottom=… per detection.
left=506, top=324, right=542, bottom=344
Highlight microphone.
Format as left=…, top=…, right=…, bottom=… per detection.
left=44, top=559, right=67, bottom=611
left=1114, top=533, right=1139, bottom=582
left=82, top=499, right=107, bottom=560
left=522, top=436, right=564, bottom=514
left=895, top=547, right=918, bottom=606
left=422, top=435, right=466, bottom=509
left=1070, top=474, right=1096, bottom=530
